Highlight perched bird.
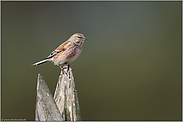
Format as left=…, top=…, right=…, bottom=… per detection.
left=32, top=33, right=86, bottom=71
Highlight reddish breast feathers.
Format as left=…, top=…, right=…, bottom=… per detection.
left=66, top=44, right=82, bottom=59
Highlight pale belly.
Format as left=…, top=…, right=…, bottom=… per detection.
left=51, top=45, right=82, bottom=66
left=67, top=48, right=82, bottom=63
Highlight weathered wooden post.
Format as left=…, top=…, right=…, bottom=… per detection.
left=35, top=65, right=81, bottom=121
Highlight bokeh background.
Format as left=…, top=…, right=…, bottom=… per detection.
left=1, top=1, right=182, bottom=121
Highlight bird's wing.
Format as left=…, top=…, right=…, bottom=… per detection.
left=45, top=41, right=72, bottom=59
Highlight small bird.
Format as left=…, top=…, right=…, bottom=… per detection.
left=32, top=33, right=86, bottom=71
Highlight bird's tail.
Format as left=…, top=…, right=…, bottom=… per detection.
left=32, top=59, right=48, bottom=66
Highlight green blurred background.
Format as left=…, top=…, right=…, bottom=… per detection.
left=1, top=1, right=182, bottom=121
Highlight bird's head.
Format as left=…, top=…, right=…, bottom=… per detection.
left=68, top=33, right=87, bottom=46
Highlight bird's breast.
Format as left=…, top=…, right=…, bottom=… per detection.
left=66, top=44, right=82, bottom=63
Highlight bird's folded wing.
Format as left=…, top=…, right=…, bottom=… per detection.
left=45, top=41, right=72, bottom=59
left=46, top=51, right=61, bottom=59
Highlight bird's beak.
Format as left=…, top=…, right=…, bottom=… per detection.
left=82, top=37, right=87, bottom=41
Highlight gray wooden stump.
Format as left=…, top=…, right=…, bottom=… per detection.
left=35, top=65, right=81, bottom=121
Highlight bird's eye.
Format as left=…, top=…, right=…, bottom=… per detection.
left=77, top=36, right=81, bottom=38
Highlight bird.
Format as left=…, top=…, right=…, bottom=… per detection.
left=32, top=33, right=86, bottom=71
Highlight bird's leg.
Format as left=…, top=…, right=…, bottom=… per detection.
left=59, top=64, right=65, bottom=73
left=60, top=63, right=70, bottom=75
left=63, top=62, right=69, bottom=72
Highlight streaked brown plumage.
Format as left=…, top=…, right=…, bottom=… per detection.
left=32, top=33, right=86, bottom=70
